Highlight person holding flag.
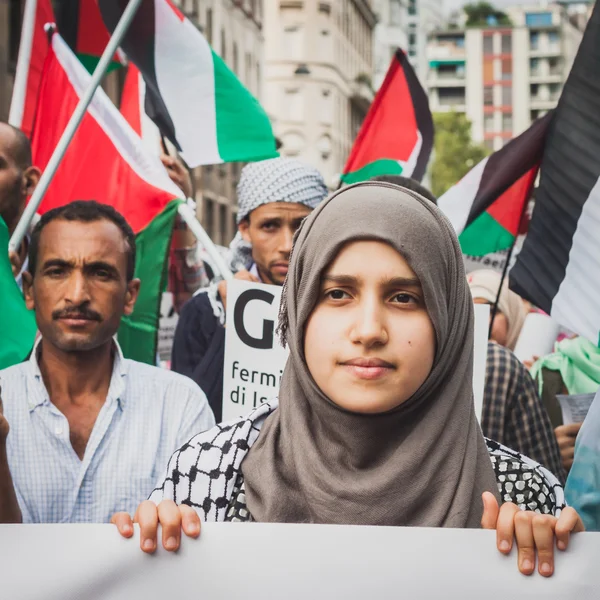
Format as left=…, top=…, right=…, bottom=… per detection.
left=171, top=157, right=328, bottom=421
left=0, top=123, right=41, bottom=284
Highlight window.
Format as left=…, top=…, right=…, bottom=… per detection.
left=502, top=85, right=512, bottom=105
left=484, top=86, right=493, bottom=106
left=408, top=33, right=417, bottom=46
left=283, top=25, right=304, bottom=61
left=549, top=83, right=561, bottom=99
left=530, top=83, right=539, bottom=98
left=205, top=9, right=213, bottom=45
left=530, top=32, right=539, bottom=51
left=531, top=110, right=540, bottom=121
left=483, top=36, right=494, bottom=55
left=408, top=0, right=417, bottom=16
left=502, top=113, right=513, bottom=132
left=549, top=31, right=560, bottom=48
left=438, top=64, right=459, bottom=79
left=549, top=57, right=561, bottom=76
left=501, top=35, right=512, bottom=54
left=438, top=87, right=466, bottom=107
left=9, top=0, right=21, bottom=67
left=483, top=57, right=493, bottom=82
left=501, top=58, right=512, bottom=81
left=221, top=28, right=226, bottom=61
left=203, top=198, right=215, bottom=238
left=525, top=12, right=552, bottom=28
left=484, top=114, right=494, bottom=133
left=530, top=58, right=540, bottom=75
left=219, top=205, right=228, bottom=246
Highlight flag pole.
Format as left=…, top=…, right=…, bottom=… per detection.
left=8, top=0, right=38, bottom=127
left=177, top=202, right=234, bottom=281
left=489, top=235, right=518, bottom=337
left=9, top=0, right=144, bottom=252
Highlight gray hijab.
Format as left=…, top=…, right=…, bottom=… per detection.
left=242, top=182, right=499, bottom=527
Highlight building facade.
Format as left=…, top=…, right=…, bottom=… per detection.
left=373, top=0, right=442, bottom=90
left=0, top=0, right=25, bottom=123
left=427, top=3, right=587, bottom=151
left=263, top=0, right=376, bottom=188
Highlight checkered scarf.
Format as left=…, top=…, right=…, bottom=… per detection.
left=228, top=158, right=328, bottom=271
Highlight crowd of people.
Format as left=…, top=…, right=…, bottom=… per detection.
left=2, top=118, right=600, bottom=577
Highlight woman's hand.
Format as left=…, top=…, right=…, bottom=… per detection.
left=481, top=491, right=584, bottom=577
left=111, top=500, right=201, bottom=553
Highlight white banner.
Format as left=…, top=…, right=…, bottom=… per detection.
left=1, top=524, right=599, bottom=599
left=222, top=281, right=288, bottom=422
left=223, top=282, right=489, bottom=422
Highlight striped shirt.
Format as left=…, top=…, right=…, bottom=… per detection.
left=0, top=339, right=215, bottom=523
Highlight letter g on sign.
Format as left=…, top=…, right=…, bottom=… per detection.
left=233, top=289, right=275, bottom=350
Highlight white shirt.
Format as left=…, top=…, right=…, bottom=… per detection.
left=0, top=339, right=215, bottom=523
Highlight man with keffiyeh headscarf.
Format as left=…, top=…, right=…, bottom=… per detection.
left=171, top=157, right=328, bottom=421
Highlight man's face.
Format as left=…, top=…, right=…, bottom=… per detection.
left=239, top=202, right=312, bottom=285
left=23, top=219, right=140, bottom=353
left=0, top=125, right=27, bottom=232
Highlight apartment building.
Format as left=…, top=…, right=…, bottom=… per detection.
left=263, top=0, right=376, bottom=188
left=373, top=0, right=442, bottom=90
left=427, top=3, right=586, bottom=151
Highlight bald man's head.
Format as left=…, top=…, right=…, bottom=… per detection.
left=0, top=122, right=40, bottom=234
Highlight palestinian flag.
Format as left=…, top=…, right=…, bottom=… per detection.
left=98, top=0, right=277, bottom=168
left=341, top=49, right=433, bottom=184
left=120, top=63, right=161, bottom=155
left=8, top=0, right=55, bottom=137
left=438, top=112, right=551, bottom=257
left=0, top=217, right=37, bottom=370
left=31, top=32, right=184, bottom=364
left=54, top=0, right=125, bottom=73
left=510, top=2, right=600, bottom=345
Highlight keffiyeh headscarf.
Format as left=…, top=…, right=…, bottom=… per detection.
left=228, top=158, right=328, bottom=271
left=242, top=182, right=499, bottom=527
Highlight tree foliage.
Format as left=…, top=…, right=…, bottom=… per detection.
left=464, top=2, right=512, bottom=27
left=430, top=112, right=489, bottom=198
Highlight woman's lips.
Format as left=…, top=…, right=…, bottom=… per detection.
left=340, top=358, right=395, bottom=381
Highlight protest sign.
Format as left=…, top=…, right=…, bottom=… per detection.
left=514, top=312, right=560, bottom=367
left=222, top=280, right=288, bottom=422
left=1, top=523, right=599, bottom=599
left=223, top=281, right=490, bottom=422
left=557, top=393, right=596, bottom=425
left=473, top=303, right=490, bottom=421
left=158, top=292, right=178, bottom=367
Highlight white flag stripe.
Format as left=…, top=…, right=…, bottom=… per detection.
left=154, top=1, right=221, bottom=166
left=551, top=180, right=600, bottom=343
left=437, top=156, right=489, bottom=235
left=52, top=34, right=182, bottom=199
left=137, top=70, right=162, bottom=156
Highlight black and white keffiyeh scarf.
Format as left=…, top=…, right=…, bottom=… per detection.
left=149, top=399, right=565, bottom=522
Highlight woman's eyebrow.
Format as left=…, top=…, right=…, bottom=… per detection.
left=384, top=276, right=421, bottom=288
left=322, top=274, right=359, bottom=286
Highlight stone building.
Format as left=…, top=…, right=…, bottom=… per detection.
left=263, top=0, right=376, bottom=188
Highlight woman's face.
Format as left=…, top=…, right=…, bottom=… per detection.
left=473, top=298, right=508, bottom=347
left=304, top=240, right=436, bottom=414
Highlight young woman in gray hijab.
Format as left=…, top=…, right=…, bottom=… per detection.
left=113, top=182, right=583, bottom=576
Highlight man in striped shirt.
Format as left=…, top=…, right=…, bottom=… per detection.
left=0, top=201, right=214, bottom=523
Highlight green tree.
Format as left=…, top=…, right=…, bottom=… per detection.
left=463, top=2, right=512, bottom=27
left=430, top=112, right=489, bottom=198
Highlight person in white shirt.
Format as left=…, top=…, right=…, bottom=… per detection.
left=0, top=200, right=214, bottom=523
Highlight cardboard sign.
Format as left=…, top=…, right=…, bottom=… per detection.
left=157, top=292, right=179, bottom=367
left=1, top=524, right=599, bottom=599
left=222, top=281, right=288, bottom=422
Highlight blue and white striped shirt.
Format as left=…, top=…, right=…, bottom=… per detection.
left=0, top=340, right=215, bottom=523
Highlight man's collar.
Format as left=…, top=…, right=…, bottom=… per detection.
left=27, top=337, right=128, bottom=412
